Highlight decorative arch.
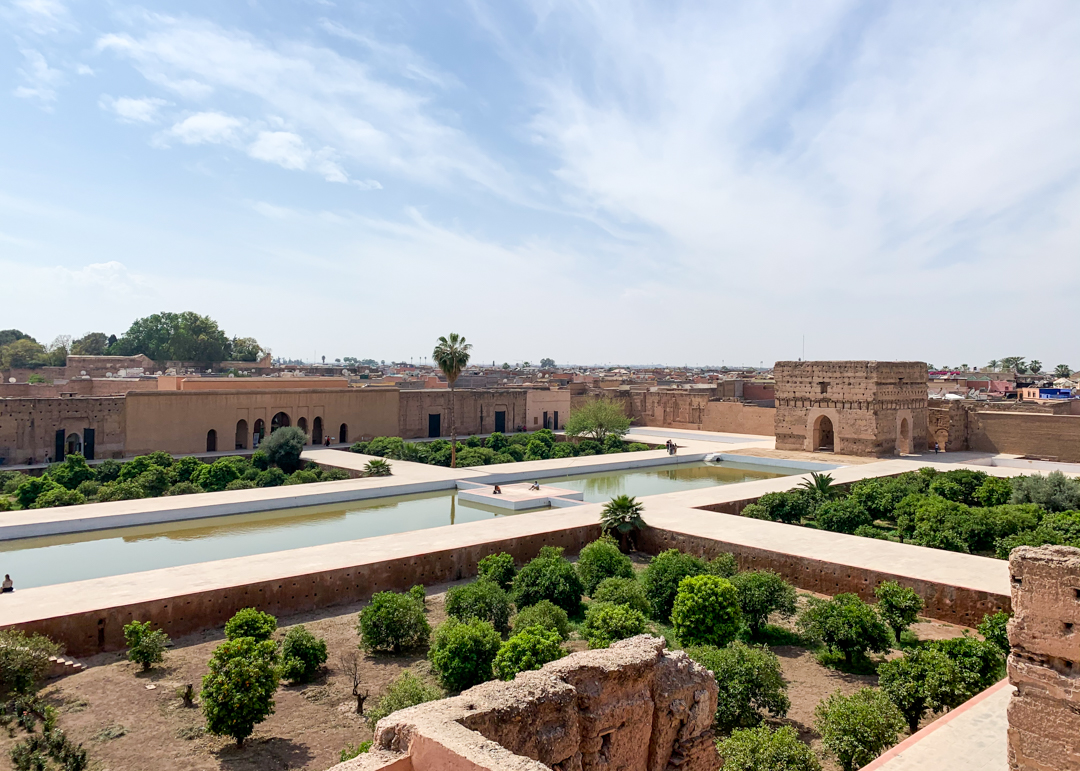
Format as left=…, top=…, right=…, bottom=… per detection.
left=253, top=419, right=265, bottom=447
left=812, top=415, right=835, bottom=452
left=65, top=432, right=82, bottom=456
left=271, top=412, right=290, bottom=433
left=297, top=416, right=308, bottom=442
left=235, top=419, right=249, bottom=450
left=312, top=416, right=323, bottom=444
left=206, top=429, right=217, bottom=453
left=339, top=423, right=348, bottom=444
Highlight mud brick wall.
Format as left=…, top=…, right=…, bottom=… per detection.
left=640, top=527, right=1009, bottom=628
left=1007, top=545, right=1080, bottom=771
left=613, top=391, right=776, bottom=436
left=774, top=361, right=928, bottom=456
left=0, top=396, right=127, bottom=465
left=336, top=636, right=719, bottom=771
left=970, top=412, right=1080, bottom=463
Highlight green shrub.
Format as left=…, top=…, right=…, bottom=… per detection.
left=285, top=469, right=320, bottom=485
left=500, top=444, right=526, bottom=462
left=975, top=477, right=1013, bottom=507
left=511, top=600, right=570, bottom=640
left=262, top=425, right=308, bottom=472
left=255, top=468, right=288, bottom=487
left=48, top=453, right=95, bottom=490
left=814, top=688, right=905, bottom=771
left=225, top=479, right=256, bottom=491
left=730, top=571, right=797, bottom=636
left=576, top=537, right=634, bottom=595
left=848, top=476, right=925, bottom=521
left=29, top=486, right=86, bottom=509
left=169, top=456, right=203, bottom=483
left=491, top=452, right=516, bottom=464
left=878, top=647, right=963, bottom=732
left=224, top=608, right=277, bottom=642
left=926, top=636, right=1004, bottom=705
left=582, top=602, right=648, bottom=648
left=366, top=436, right=405, bottom=458
left=599, top=495, right=646, bottom=549
left=428, top=618, right=502, bottom=692
left=477, top=552, right=516, bottom=591
left=349, top=441, right=370, bottom=455
left=201, top=637, right=279, bottom=748
left=929, top=469, right=989, bottom=506
left=592, top=577, right=650, bottom=615
left=340, top=741, right=372, bottom=761
left=640, top=549, right=711, bottom=621
left=798, top=594, right=891, bottom=666
left=852, top=524, right=891, bottom=540
left=319, top=467, right=350, bottom=481
left=0, top=629, right=62, bottom=695
left=117, top=455, right=155, bottom=481
left=279, top=625, right=328, bottom=683
left=165, top=481, right=200, bottom=496
left=874, top=581, right=923, bottom=642
left=687, top=642, right=790, bottom=731
left=136, top=466, right=172, bottom=496
left=493, top=625, right=565, bottom=680
left=1009, top=471, right=1080, bottom=511
left=626, top=443, right=650, bottom=452
left=485, top=432, right=508, bottom=451
left=465, top=435, right=483, bottom=448
left=977, top=611, right=1011, bottom=658
left=15, top=476, right=60, bottom=508
left=512, top=548, right=584, bottom=616
left=358, top=591, right=430, bottom=654
left=671, top=574, right=742, bottom=647
left=193, top=460, right=241, bottom=492
left=75, top=480, right=100, bottom=498
left=362, top=459, right=392, bottom=477
left=0, top=497, right=10, bottom=512
left=576, top=439, right=602, bottom=455
left=409, top=584, right=426, bottom=606
left=365, top=672, right=442, bottom=728
left=716, top=725, right=821, bottom=771
left=251, top=450, right=270, bottom=470
left=456, top=448, right=493, bottom=466
left=523, top=439, right=550, bottom=461
left=95, top=480, right=147, bottom=502
left=749, top=490, right=818, bottom=524
left=123, top=621, right=169, bottom=672
left=815, top=498, right=873, bottom=534
left=550, top=443, right=576, bottom=458
left=445, top=579, right=512, bottom=633
left=709, top=552, right=740, bottom=578
left=93, top=459, right=122, bottom=483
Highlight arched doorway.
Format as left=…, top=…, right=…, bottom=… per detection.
left=813, top=415, right=834, bottom=452
left=253, top=419, right=265, bottom=447
left=206, top=429, right=217, bottom=452
left=235, top=419, right=249, bottom=450
left=271, top=412, right=290, bottom=433
left=312, top=416, right=323, bottom=444
left=65, top=432, right=82, bottom=456
left=339, top=423, right=348, bottom=444
left=935, top=429, right=949, bottom=452
left=297, top=417, right=308, bottom=442
left=899, top=418, right=911, bottom=454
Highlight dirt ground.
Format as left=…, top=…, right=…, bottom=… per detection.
left=2, top=577, right=973, bottom=771
left=729, top=447, right=886, bottom=465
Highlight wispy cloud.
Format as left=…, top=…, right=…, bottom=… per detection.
left=13, top=48, right=64, bottom=105
left=159, top=111, right=244, bottom=145
left=7, top=0, right=75, bottom=34
left=99, top=95, right=169, bottom=123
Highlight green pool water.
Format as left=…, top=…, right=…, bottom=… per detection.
left=0, top=461, right=800, bottom=588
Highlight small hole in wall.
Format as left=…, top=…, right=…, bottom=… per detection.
left=1066, top=623, right=1074, bottom=633
left=1012, top=576, right=1022, bottom=586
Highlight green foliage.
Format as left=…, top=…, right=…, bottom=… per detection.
left=798, top=594, right=891, bottom=666
left=1009, top=471, right=1080, bottom=512
left=29, top=486, right=86, bottom=509
left=626, top=442, right=650, bottom=452
left=261, top=426, right=308, bottom=473
left=339, top=741, right=372, bottom=761
left=565, top=398, right=631, bottom=441
left=75, top=480, right=100, bottom=499
left=255, top=468, right=288, bottom=487
left=814, top=688, right=905, bottom=771
left=165, top=481, right=200, bottom=496
left=95, top=480, right=147, bottom=502
left=523, top=439, right=550, bottom=460
left=640, top=549, right=712, bottom=621
left=224, top=608, right=277, bottom=642
left=485, top=432, right=508, bottom=451
left=730, top=571, right=797, bottom=636
left=123, top=621, right=169, bottom=671
left=0, top=471, right=30, bottom=494
left=409, top=584, right=426, bottom=606
left=445, top=579, right=512, bottom=633
left=365, top=436, right=404, bottom=458
left=365, top=672, right=442, bottom=728
left=358, top=591, right=430, bottom=654
left=603, top=434, right=626, bottom=453
left=576, top=439, right=602, bottom=456
left=512, top=548, right=584, bottom=616
left=169, top=456, right=202, bottom=483
left=878, top=647, right=964, bottom=732
left=48, top=454, right=95, bottom=491
left=929, top=469, right=989, bottom=506
left=848, top=474, right=926, bottom=521
left=599, top=495, right=646, bottom=547
left=285, top=469, right=319, bottom=485
left=815, top=498, right=872, bottom=534
left=428, top=618, right=501, bottom=692
left=511, top=600, right=570, bottom=640
left=137, top=466, right=172, bottom=496
left=688, top=642, right=790, bottom=731
left=550, top=443, right=577, bottom=458
left=978, top=611, right=1011, bottom=658
left=493, top=625, right=565, bottom=680
left=582, top=602, right=648, bottom=648
left=745, top=490, right=818, bottom=524
left=477, top=552, right=516, bottom=591
left=926, top=636, right=1004, bottom=705
left=192, top=459, right=240, bottom=492
left=671, top=574, right=741, bottom=647
left=201, top=637, right=280, bottom=747
left=362, top=459, right=393, bottom=477
left=492, top=451, right=516, bottom=464
left=576, top=537, right=634, bottom=595
left=716, top=725, right=822, bottom=771
left=709, top=552, right=739, bottom=578
left=15, top=476, right=60, bottom=509
left=592, top=577, right=650, bottom=615
left=91, top=459, right=121, bottom=484
left=975, top=477, right=1013, bottom=507
left=279, top=625, right=328, bottom=683
left=0, top=630, right=62, bottom=695
left=111, top=311, right=260, bottom=362
left=798, top=472, right=840, bottom=499
left=875, top=581, right=924, bottom=641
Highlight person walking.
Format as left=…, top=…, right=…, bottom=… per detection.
left=934, top=442, right=940, bottom=454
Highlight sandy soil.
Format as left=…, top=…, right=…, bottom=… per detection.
left=729, top=448, right=885, bottom=465
left=2, top=578, right=974, bottom=771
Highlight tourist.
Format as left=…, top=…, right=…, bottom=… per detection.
left=529, top=481, right=540, bottom=490
left=324, top=436, right=331, bottom=447
left=934, top=442, right=940, bottom=454
left=493, top=484, right=502, bottom=495
left=670, top=442, right=678, bottom=456
left=1, top=575, right=12, bottom=593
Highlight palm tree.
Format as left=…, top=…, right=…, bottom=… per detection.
left=600, top=495, right=646, bottom=551
left=432, top=333, right=472, bottom=468
left=987, top=359, right=999, bottom=371
left=362, top=459, right=392, bottom=477
left=798, top=471, right=839, bottom=499
left=1054, top=364, right=1072, bottom=379
left=1028, top=360, right=1042, bottom=375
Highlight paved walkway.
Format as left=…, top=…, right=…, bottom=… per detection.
left=866, top=679, right=1011, bottom=771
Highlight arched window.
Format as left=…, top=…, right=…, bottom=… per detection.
left=297, top=416, right=308, bottom=442
left=339, top=424, right=348, bottom=444
left=271, top=412, right=290, bottom=433
left=235, top=419, right=249, bottom=450
left=207, top=429, right=217, bottom=453
left=312, top=416, right=323, bottom=444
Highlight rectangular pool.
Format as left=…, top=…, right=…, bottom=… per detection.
left=0, top=461, right=800, bottom=588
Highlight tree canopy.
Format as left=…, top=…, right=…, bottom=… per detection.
left=109, top=312, right=265, bottom=362
left=565, top=398, right=631, bottom=441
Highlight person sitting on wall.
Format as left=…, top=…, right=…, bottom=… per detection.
left=1, top=574, right=13, bottom=593
left=493, top=485, right=502, bottom=495
left=529, top=481, right=541, bottom=491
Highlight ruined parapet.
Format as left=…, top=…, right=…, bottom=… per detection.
left=332, top=635, right=719, bottom=771
left=1007, top=545, right=1080, bottom=771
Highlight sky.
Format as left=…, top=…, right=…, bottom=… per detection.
left=2, top=0, right=1079, bottom=368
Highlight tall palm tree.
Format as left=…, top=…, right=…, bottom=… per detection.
left=1028, top=360, right=1042, bottom=375
left=432, top=333, right=472, bottom=468
left=1054, top=364, right=1072, bottom=379
left=987, top=359, right=999, bottom=371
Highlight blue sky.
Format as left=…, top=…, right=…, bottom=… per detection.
left=2, top=0, right=1078, bottom=367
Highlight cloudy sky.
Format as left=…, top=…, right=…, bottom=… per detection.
left=2, top=1, right=1078, bottom=367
